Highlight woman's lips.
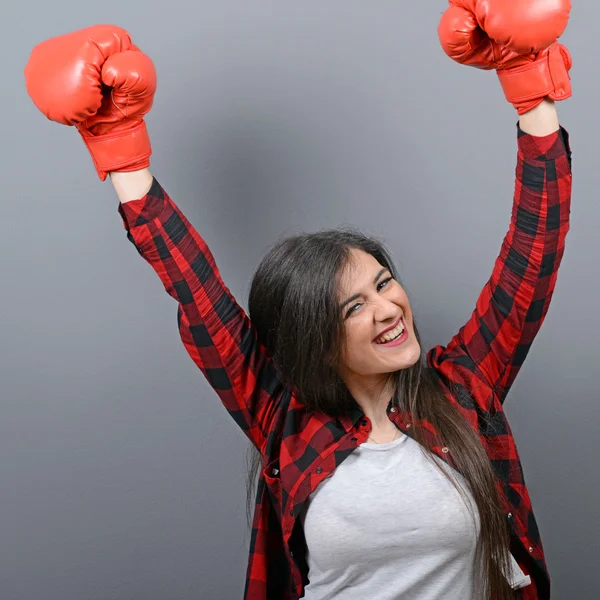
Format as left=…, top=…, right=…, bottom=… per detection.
left=374, top=317, right=408, bottom=347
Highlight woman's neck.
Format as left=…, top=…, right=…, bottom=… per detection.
left=344, top=375, right=396, bottom=428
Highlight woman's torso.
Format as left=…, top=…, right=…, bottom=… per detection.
left=300, top=432, right=481, bottom=600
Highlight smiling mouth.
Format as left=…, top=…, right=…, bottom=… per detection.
left=374, top=317, right=406, bottom=345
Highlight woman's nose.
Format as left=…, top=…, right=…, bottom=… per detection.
left=374, top=298, right=400, bottom=322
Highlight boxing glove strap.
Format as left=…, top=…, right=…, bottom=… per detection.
left=497, top=43, right=572, bottom=112
left=78, top=121, right=152, bottom=181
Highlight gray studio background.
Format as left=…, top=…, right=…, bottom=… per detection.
left=3, top=1, right=598, bottom=599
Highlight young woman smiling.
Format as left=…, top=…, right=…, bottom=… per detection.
left=24, top=1, right=572, bottom=597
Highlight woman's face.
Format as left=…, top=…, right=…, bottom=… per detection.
left=336, top=249, right=421, bottom=384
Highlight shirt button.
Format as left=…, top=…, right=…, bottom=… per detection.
left=507, top=513, right=513, bottom=519
left=315, top=467, right=323, bottom=474
left=272, top=468, right=279, bottom=476
left=529, top=547, right=534, bottom=553
left=441, top=447, right=449, bottom=453
left=390, top=407, right=397, bottom=413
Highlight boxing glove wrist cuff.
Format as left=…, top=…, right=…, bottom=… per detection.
left=497, top=44, right=572, bottom=115
left=78, top=121, right=152, bottom=181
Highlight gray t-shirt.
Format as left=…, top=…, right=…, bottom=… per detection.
left=300, top=433, right=530, bottom=599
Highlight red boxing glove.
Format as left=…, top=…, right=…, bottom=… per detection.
left=438, top=0, right=572, bottom=114
left=24, top=25, right=156, bottom=180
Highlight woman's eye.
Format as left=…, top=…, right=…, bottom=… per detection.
left=345, top=277, right=394, bottom=318
left=350, top=303, right=361, bottom=314
left=377, top=277, right=393, bottom=291
left=346, top=303, right=361, bottom=318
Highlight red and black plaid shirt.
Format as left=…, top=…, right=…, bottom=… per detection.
left=118, top=124, right=572, bottom=599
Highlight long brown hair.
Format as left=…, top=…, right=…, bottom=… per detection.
left=246, top=227, right=514, bottom=599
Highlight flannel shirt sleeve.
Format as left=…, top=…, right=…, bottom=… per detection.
left=428, top=125, right=572, bottom=405
left=117, top=179, right=285, bottom=453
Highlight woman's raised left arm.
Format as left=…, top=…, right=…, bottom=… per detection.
left=429, top=99, right=571, bottom=403
left=430, top=1, right=573, bottom=406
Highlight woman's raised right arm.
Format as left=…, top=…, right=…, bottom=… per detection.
left=112, top=169, right=287, bottom=452
left=25, top=25, right=285, bottom=453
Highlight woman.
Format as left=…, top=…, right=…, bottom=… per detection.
left=24, top=1, right=572, bottom=598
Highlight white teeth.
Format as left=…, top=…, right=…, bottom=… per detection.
left=376, top=321, right=405, bottom=344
